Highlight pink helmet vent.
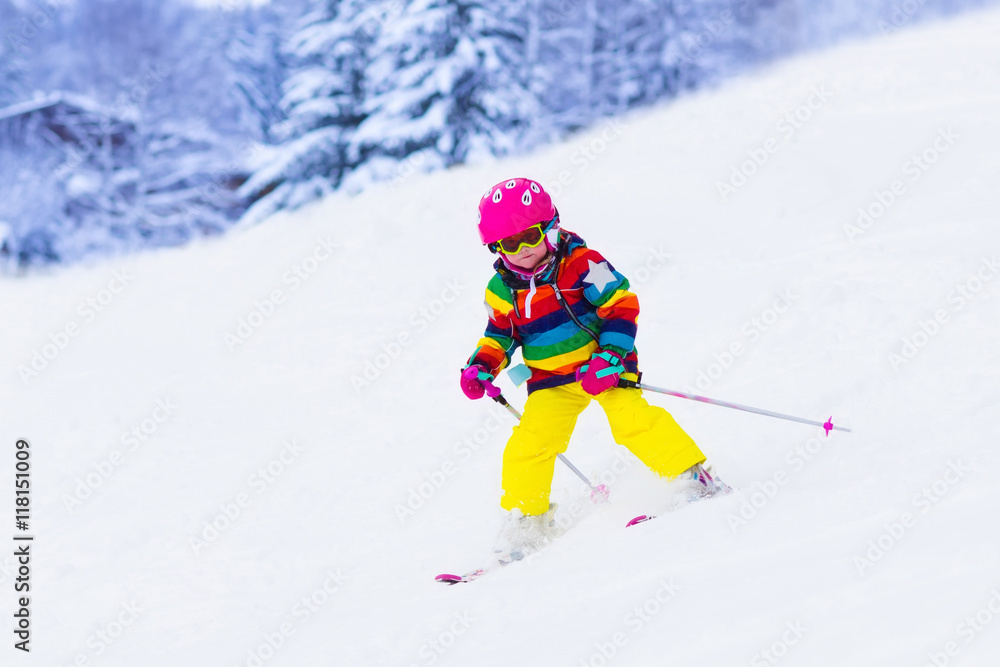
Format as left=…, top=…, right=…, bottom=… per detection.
left=477, top=177, right=556, bottom=245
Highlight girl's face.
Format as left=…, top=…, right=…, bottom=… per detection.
left=504, top=242, right=550, bottom=272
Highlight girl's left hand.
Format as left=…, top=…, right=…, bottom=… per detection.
left=576, top=350, right=625, bottom=395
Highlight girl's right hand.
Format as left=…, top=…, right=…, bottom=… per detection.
left=460, top=365, right=499, bottom=400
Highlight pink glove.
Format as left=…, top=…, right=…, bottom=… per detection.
left=576, top=350, right=625, bottom=396
left=460, top=365, right=501, bottom=400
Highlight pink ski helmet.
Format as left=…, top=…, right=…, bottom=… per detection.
left=477, top=178, right=557, bottom=246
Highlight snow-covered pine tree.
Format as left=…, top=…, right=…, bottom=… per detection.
left=237, top=0, right=377, bottom=223
left=344, top=0, right=540, bottom=191
left=719, top=0, right=800, bottom=74
left=532, top=0, right=595, bottom=131
left=225, top=3, right=295, bottom=143
left=590, top=0, right=679, bottom=116
left=655, top=0, right=702, bottom=97
left=533, top=0, right=624, bottom=132
left=497, top=0, right=563, bottom=145
left=659, top=0, right=738, bottom=90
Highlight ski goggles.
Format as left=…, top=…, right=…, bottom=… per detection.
left=488, top=214, right=559, bottom=255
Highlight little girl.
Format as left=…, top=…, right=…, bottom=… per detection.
left=461, top=178, right=728, bottom=547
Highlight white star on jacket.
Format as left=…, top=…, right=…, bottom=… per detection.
left=583, top=260, right=618, bottom=293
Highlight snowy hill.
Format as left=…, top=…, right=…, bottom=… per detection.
left=2, top=8, right=1000, bottom=666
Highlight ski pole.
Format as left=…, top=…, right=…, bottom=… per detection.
left=487, top=390, right=610, bottom=503
left=617, top=379, right=851, bottom=436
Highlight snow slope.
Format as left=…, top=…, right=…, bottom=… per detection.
left=3, top=8, right=1000, bottom=666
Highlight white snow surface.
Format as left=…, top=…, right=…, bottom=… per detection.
left=3, top=9, right=1000, bottom=667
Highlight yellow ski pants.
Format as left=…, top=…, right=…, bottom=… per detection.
left=501, top=378, right=706, bottom=515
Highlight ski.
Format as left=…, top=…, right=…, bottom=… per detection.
left=435, top=550, right=526, bottom=585
left=438, top=469, right=733, bottom=581
left=624, top=501, right=708, bottom=528
left=435, top=569, right=488, bottom=585
left=626, top=514, right=656, bottom=527
left=436, top=495, right=609, bottom=585
left=625, top=480, right=735, bottom=528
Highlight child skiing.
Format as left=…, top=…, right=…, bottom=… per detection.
left=461, top=177, right=729, bottom=553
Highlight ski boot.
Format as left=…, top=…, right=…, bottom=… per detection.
left=493, top=503, right=564, bottom=565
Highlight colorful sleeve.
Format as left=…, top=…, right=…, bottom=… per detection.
left=574, top=249, right=640, bottom=357
left=467, top=275, right=521, bottom=374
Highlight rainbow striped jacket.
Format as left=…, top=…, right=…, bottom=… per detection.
left=467, top=231, right=640, bottom=394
